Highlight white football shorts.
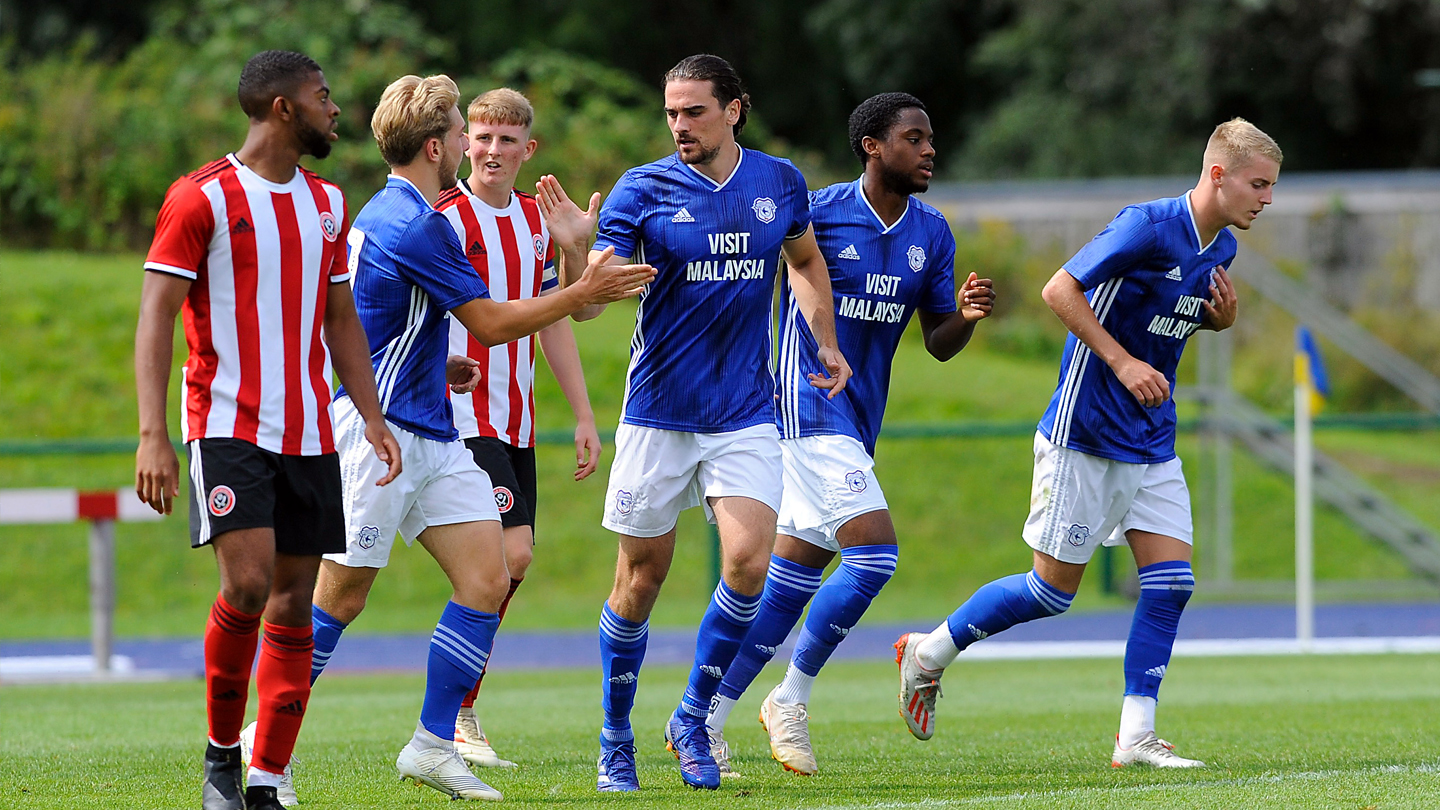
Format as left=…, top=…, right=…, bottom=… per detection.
left=776, top=434, right=889, bottom=553
left=1022, top=431, right=1192, bottom=565
left=602, top=423, right=782, bottom=538
left=325, top=397, right=501, bottom=568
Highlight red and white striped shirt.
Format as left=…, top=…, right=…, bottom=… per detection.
left=144, top=154, right=350, bottom=455
left=436, top=181, right=558, bottom=447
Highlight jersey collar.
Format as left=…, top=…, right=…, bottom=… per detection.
left=1184, top=191, right=1222, bottom=255
left=459, top=177, right=516, bottom=211
left=683, top=145, right=745, bottom=192
left=856, top=176, right=909, bottom=234
left=387, top=173, right=429, bottom=206
left=227, top=153, right=305, bottom=193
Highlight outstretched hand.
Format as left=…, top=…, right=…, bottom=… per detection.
left=958, top=272, right=996, bottom=323
left=536, top=175, right=600, bottom=253
left=573, top=246, right=655, bottom=305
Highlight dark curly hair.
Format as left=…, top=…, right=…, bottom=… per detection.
left=848, top=92, right=927, bottom=165
left=663, top=54, right=752, bottom=136
left=238, top=50, right=322, bottom=119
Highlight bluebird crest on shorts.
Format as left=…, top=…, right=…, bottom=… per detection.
left=845, top=470, right=868, bottom=493
left=907, top=245, right=926, bottom=272
left=356, top=525, right=380, bottom=550
left=752, top=197, right=777, bottom=223
left=1066, top=523, right=1091, bottom=547
left=614, top=489, right=634, bottom=516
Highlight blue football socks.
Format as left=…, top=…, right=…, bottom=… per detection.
left=599, top=603, right=648, bottom=742
left=1124, top=561, right=1194, bottom=699
left=715, top=556, right=823, bottom=703
left=792, top=544, right=898, bottom=677
left=309, top=604, right=347, bottom=685
left=418, top=601, right=499, bottom=741
left=679, top=582, right=761, bottom=718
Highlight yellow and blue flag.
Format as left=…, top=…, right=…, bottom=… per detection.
left=1294, top=326, right=1330, bottom=413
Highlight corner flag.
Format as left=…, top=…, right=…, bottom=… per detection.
left=1294, top=326, right=1330, bottom=414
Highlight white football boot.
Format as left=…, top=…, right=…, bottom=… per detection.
left=894, top=633, right=944, bottom=741
left=238, top=721, right=299, bottom=807
left=759, top=687, right=817, bottom=775
left=1111, top=733, right=1206, bottom=768
left=455, top=707, right=517, bottom=768
left=397, top=740, right=503, bottom=801
left=708, top=727, right=741, bottom=778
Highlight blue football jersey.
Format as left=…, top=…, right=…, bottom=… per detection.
left=1038, top=193, right=1237, bottom=464
left=776, top=179, right=957, bottom=456
left=340, top=176, right=490, bottom=442
left=592, top=148, right=811, bottom=433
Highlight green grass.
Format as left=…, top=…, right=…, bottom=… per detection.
left=4, top=655, right=1440, bottom=808
left=0, top=249, right=1435, bottom=639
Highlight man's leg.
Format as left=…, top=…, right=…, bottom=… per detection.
left=1113, top=531, right=1202, bottom=768
left=247, top=552, right=322, bottom=791
left=455, top=524, right=529, bottom=767
left=308, top=561, right=380, bottom=683
left=601, top=530, right=676, bottom=743
left=709, top=534, right=830, bottom=734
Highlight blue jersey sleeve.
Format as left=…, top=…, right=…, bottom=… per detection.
left=784, top=164, right=811, bottom=240
left=593, top=171, right=644, bottom=259
left=920, top=227, right=958, bottom=314
left=397, top=213, right=490, bottom=311
left=1063, top=207, right=1157, bottom=290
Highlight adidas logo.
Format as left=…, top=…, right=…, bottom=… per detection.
left=968, top=624, right=988, bottom=641
left=276, top=699, right=305, bottom=716
left=671, top=208, right=695, bottom=223
left=231, top=217, right=253, bottom=235
left=608, top=671, right=637, bottom=685
left=755, top=644, right=777, bottom=656
left=838, top=244, right=861, bottom=260
left=1145, top=664, right=1168, bottom=679
left=829, top=623, right=851, bottom=637
left=213, top=689, right=242, bottom=702
left=1165, top=266, right=1183, bottom=281
left=467, top=240, right=486, bottom=258
left=699, top=664, right=724, bottom=679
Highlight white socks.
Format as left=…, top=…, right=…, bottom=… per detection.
left=913, top=622, right=959, bottom=672
left=411, top=722, right=452, bottom=751
left=1117, top=694, right=1157, bottom=748
left=707, top=695, right=737, bottom=732
left=771, top=663, right=816, bottom=706
left=247, top=767, right=281, bottom=788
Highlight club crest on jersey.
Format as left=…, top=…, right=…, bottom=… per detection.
left=752, top=197, right=777, bottom=224
left=494, top=486, right=514, bottom=514
left=845, top=470, right=868, bottom=493
left=357, top=525, right=380, bottom=549
left=615, top=489, right=634, bottom=516
left=1065, top=523, right=1091, bottom=547
left=207, top=485, right=236, bottom=517
left=533, top=234, right=545, bottom=261
left=319, top=211, right=339, bottom=242
left=907, top=245, right=926, bottom=272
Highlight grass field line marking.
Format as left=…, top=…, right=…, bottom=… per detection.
left=959, top=636, right=1440, bottom=661
left=802, top=762, right=1440, bottom=809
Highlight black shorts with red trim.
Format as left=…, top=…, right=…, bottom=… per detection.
left=463, top=437, right=537, bottom=530
left=186, top=438, right=344, bottom=555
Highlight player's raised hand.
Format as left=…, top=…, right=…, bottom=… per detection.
left=446, top=354, right=482, bottom=394
left=573, top=246, right=655, bottom=304
left=1115, top=356, right=1171, bottom=408
left=574, top=418, right=602, bottom=481
left=364, top=419, right=403, bottom=486
left=135, top=435, right=180, bottom=515
left=959, top=272, right=996, bottom=322
left=1202, top=266, right=1238, bottom=331
left=536, top=175, right=600, bottom=253
left=808, top=345, right=853, bottom=399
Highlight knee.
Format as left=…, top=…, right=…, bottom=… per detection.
left=505, top=542, right=534, bottom=581
left=221, top=571, right=272, bottom=615
left=617, top=558, right=666, bottom=605
left=1138, top=561, right=1195, bottom=609
left=838, top=545, right=898, bottom=597
left=725, top=548, right=771, bottom=595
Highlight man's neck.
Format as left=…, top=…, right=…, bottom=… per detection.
left=861, top=170, right=908, bottom=228
left=391, top=164, right=442, bottom=206
left=234, top=124, right=300, bottom=185
left=467, top=174, right=513, bottom=209
left=692, top=139, right=741, bottom=185
left=1188, top=184, right=1226, bottom=248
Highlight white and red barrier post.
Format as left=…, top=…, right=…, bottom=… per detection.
left=0, top=489, right=164, bottom=673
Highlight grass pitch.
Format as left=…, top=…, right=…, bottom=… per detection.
left=3, top=654, right=1438, bottom=809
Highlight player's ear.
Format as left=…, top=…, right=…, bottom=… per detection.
left=863, top=135, right=883, bottom=161
left=725, top=98, right=741, bottom=126
left=1209, top=162, right=1225, bottom=187
left=271, top=95, right=291, bottom=122
left=523, top=138, right=537, bottom=162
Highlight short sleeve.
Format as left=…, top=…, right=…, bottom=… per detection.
left=144, top=178, right=214, bottom=279
left=329, top=200, right=352, bottom=283
left=396, top=213, right=490, bottom=311
left=784, top=165, right=811, bottom=240
left=592, top=171, right=643, bottom=260
left=919, top=226, right=958, bottom=314
left=1063, top=207, right=1156, bottom=290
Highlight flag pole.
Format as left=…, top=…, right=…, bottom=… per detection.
left=1294, top=332, right=1315, bottom=651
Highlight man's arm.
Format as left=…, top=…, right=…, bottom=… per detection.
left=451, top=247, right=654, bottom=345
left=780, top=225, right=852, bottom=398
left=536, top=289, right=602, bottom=481
left=535, top=175, right=607, bottom=322
left=918, top=272, right=996, bottom=361
left=1041, top=268, right=1169, bottom=407
left=134, top=272, right=191, bottom=514
left=324, top=282, right=402, bottom=485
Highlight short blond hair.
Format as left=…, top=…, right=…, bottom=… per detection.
left=466, top=88, right=534, bottom=130
left=1204, top=117, right=1283, bottom=171
left=371, top=74, right=461, bottom=167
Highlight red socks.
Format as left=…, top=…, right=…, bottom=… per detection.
left=461, top=578, right=523, bottom=708
left=251, top=622, right=314, bottom=775
left=204, top=595, right=262, bottom=747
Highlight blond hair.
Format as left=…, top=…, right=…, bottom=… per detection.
left=1204, top=117, right=1283, bottom=172
left=371, top=74, right=461, bottom=167
left=466, top=87, right=534, bottom=130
